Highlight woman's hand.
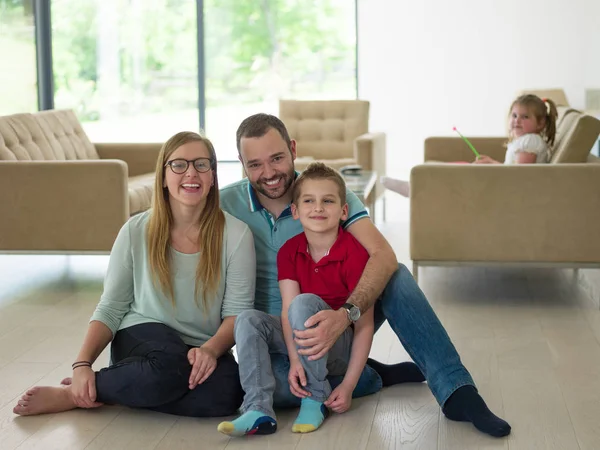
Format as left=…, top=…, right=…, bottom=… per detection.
left=324, top=383, right=353, bottom=413
left=71, top=366, right=103, bottom=408
left=187, top=347, right=217, bottom=388
left=288, top=360, right=310, bottom=398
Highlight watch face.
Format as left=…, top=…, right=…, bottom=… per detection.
left=349, top=306, right=360, bottom=321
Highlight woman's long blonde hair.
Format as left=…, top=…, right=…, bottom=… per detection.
left=147, top=131, right=225, bottom=310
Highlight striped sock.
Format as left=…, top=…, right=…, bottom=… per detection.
left=292, top=397, right=329, bottom=433
left=217, top=410, right=277, bottom=437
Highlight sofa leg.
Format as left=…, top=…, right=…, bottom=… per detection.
left=412, top=261, right=419, bottom=284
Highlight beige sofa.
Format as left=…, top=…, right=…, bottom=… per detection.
left=410, top=108, right=600, bottom=280
left=0, top=110, right=161, bottom=252
left=279, top=100, right=387, bottom=212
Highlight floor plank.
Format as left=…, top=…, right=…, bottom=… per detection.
left=367, top=384, right=439, bottom=450
left=85, top=408, right=177, bottom=450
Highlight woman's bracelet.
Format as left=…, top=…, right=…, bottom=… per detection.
left=72, top=361, right=92, bottom=370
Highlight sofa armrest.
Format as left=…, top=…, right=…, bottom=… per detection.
left=424, top=137, right=507, bottom=162
left=0, top=160, right=129, bottom=252
left=355, top=132, right=386, bottom=199
left=354, top=132, right=385, bottom=169
left=410, top=164, right=600, bottom=263
left=95, top=143, right=162, bottom=177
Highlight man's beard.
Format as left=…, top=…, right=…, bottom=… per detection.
left=252, top=170, right=294, bottom=200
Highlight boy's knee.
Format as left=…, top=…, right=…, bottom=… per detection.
left=234, top=309, right=270, bottom=340
left=288, top=294, right=327, bottom=330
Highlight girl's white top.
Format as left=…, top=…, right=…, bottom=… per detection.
left=504, top=133, right=550, bottom=164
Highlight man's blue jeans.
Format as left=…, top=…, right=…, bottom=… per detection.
left=272, top=263, right=474, bottom=408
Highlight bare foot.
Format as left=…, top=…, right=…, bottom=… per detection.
left=380, top=176, right=410, bottom=197
left=60, top=377, right=72, bottom=386
left=13, top=386, right=77, bottom=416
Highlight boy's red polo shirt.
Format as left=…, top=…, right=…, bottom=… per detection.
left=277, top=227, right=369, bottom=310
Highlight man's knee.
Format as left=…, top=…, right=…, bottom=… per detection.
left=287, top=294, right=327, bottom=331
left=384, top=263, right=414, bottom=293
left=393, top=263, right=409, bottom=279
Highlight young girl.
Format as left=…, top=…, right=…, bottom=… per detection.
left=381, top=94, right=559, bottom=197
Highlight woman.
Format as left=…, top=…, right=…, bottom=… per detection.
left=13, top=131, right=255, bottom=417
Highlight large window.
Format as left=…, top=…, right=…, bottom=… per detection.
left=51, top=0, right=199, bottom=143
left=10, top=0, right=357, bottom=159
left=204, top=0, right=357, bottom=159
left=0, top=0, right=37, bottom=115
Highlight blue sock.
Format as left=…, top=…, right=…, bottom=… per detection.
left=217, top=410, right=277, bottom=437
left=292, top=397, right=329, bottom=433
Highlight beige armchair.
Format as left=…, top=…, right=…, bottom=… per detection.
left=279, top=100, right=386, bottom=218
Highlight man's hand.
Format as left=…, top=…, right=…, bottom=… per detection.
left=294, top=309, right=350, bottom=361
left=324, top=383, right=353, bottom=413
left=187, top=347, right=217, bottom=388
left=288, top=360, right=310, bottom=398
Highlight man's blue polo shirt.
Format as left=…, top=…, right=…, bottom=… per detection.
left=220, top=178, right=369, bottom=315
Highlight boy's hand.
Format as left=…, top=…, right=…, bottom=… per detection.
left=288, top=360, right=310, bottom=398
left=325, top=383, right=353, bottom=413
left=294, top=309, right=350, bottom=361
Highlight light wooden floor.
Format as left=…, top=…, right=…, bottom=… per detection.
left=1, top=218, right=600, bottom=449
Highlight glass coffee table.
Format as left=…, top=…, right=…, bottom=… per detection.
left=342, top=170, right=378, bottom=222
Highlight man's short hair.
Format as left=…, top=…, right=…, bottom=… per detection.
left=292, top=162, right=346, bottom=205
left=236, top=113, right=292, bottom=154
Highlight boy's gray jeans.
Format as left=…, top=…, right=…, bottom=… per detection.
left=234, top=293, right=353, bottom=418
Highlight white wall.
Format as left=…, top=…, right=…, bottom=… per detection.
left=358, top=0, right=600, bottom=177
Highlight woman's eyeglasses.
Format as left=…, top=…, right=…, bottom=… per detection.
left=165, top=158, right=213, bottom=174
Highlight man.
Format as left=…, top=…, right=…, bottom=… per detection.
left=220, top=113, right=510, bottom=438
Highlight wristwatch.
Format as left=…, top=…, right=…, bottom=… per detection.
left=341, top=302, right=361, bottom=322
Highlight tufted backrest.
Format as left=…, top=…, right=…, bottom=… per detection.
left=279, top=100, right=369, bottom=160
left=0, top=113, right=56, bottom=160
left=0, top=110, right=98, bottom=161
left=35, top=110, right=99, bottom=160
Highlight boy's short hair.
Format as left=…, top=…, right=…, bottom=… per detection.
left=292, top=162, right=346, bottom=205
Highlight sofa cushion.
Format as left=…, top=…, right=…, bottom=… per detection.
left=128, top=173, right=155, bottom=215
left=34, top=110, right=99, bottom=160
left=0, top=113, right=56, bottom=160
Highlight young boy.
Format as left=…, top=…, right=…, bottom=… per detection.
left=278, top=162, right=375, bottom=432
left=218, top=163, right=421, bottom=437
